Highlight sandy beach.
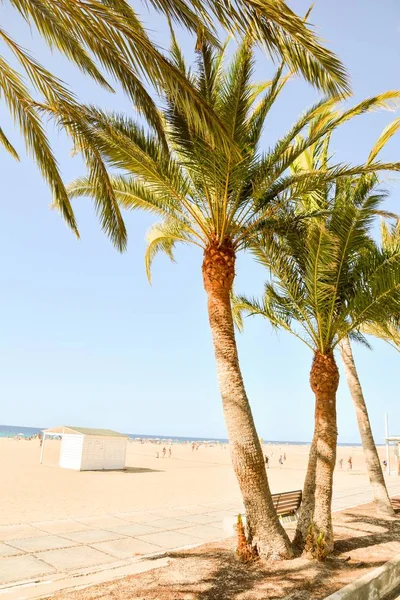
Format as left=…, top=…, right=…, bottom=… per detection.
left=1, top=438, right=397, bottom=526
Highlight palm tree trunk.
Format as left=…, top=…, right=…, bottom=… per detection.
left=295, top=351, right=339, bottom=554
left=310, top=351, right=339, bottom=553
left=339, top=336, right=394, bottom=516
left=293, top=436, right=317, bottom=552
left=202, top=242, right=293, bottom=559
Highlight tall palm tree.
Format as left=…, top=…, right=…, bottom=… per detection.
left=338, top=335, right=394, bottom=516
left=2, top=0, right=349, bottom=244
left=233, top=166, right=400, bottom=552
left=340, top=221, right=400, bottom=511
left=291, top=135, right=399, bottom=519
left=66, top=39, right=398, bottom=558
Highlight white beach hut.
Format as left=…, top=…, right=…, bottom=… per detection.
left=40, top=426, right=127, bottom=471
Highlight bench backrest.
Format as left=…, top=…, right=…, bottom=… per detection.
left=271, top=489, right=302, bottom=516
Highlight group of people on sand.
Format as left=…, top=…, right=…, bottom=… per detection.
left=156, top=446, right=172, bottom=459
left=264, top=452, right=286, bottom=468
left=338, top=456, right=353, bottom=470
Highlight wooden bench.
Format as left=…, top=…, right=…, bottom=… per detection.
left=271, top=489, right=302, bottom=522
left=223, top=489, right=302, bottom=533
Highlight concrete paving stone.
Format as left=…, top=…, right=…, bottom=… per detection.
left=32, top=519, right=92, bottom=535
left=148, top=508, right=195, bottom=518
left=175, top=525, right=227, bottom=541
left=208, top=522, right=225, bottom=530
left=177, top=513, right=222, bottom=525
left=92, top=537, right=162, bottom=559
left=148, top=518, right=193, bottom=531
left=35, top=546, right=116, bottom=571
left=7, top=535, right=77, bottom=552
left=201, top=502, right=241, bottom=511
left=0, top=542, right=24, bottom=557
left=106, top=523, right=161, bottom=537
left=178, top=505, right=214, bottom=515
left=0, top=555, right=56, bottom=584
left=137, top=530, right=202, bottom=549
left=75, top=516, right=130, bottom=529
left=61, top=529, right=128, bottom=544
left=0, top=524, right=47, bottom=541
left=206, top=510, right=241, bottom=519
left=117, top=512, right=167, bottom=524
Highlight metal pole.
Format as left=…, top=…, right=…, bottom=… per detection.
left=385, top=414, right=391, bottom=476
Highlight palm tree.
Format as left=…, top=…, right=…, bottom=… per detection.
left=338, top=335, right=394, bottom=516
left=66, top=39, right=398, bottom=558
left=2, top=0, right=349, bottom=244
left=233, top=161, right=400, bottom=552
left=293, top=136, right=399, bottom=520
left=339, top=220, right=399, bottom=516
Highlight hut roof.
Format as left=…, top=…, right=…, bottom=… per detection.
left=43, top=426, right=126, bottom=438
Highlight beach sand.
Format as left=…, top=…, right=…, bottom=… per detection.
left=0, top=438, right=397, bottom=525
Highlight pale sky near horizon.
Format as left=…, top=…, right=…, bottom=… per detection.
left=0, top=0, right=399, bottom=443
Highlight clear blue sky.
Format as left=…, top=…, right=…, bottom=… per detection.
left=1, top=0, right=399, bottom=443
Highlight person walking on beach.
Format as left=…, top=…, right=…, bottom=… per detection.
left=168, top=447, right=172, bottom=458
left=162, top=447, right=166, bottom=458
left=339, top=458, right=343, bottom=470
left=265, top=455, right=269, bottom=468
left=192, top=442, right=195, bottom=452
left=283, top=452, right=286, bottom=462
left=348, top=456, right=353, bottom=471
left=278, top=455, right=283, bottom=466
left=38, top=433, right=42, bottom=447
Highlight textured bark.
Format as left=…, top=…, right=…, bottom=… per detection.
left=202, top=241, right=293, bottom=559
left=339, top=337, right=394, bottom=517
left=310, top=351, right=339, bottom=553
left=293, top=436, right=317, bottom=552
left=295, top=351, right=339, bottom=554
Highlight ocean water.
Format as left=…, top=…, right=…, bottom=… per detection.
left=0, top=424, right=364, bottom=445
left=0, top=425, right=42, bottom=438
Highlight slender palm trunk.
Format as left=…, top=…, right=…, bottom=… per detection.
left=202, top=241, right=293, bottom=559
left=339, top=337, right=394, bottom=517
left=293, top=437, right=317, bottom=552
left=295, top=351, right=339, bottom=554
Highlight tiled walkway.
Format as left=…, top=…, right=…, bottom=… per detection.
left=0, top=502, right=237, bottom=586
left=1, top=480, right=400, bottom=590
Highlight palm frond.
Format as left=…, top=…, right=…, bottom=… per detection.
left=0, top=125, right=19, bottom=160
left=145, top=219, right=198, bottom=282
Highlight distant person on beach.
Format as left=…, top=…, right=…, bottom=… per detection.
left=283, top=453, right=286, bottom=462
left=348, top=456, right=352, bottom=470
left=192, top=442, right=195, bottom=452
left=339, top=458, right=343, bottom=470
left=265, top=455, right=269, bottom=468
left=162, top=447, right=166, bottom=458
left=278, top=456, right=283, bottom=466
left=38, top=434, right=42, bottom=447
left=169, top=447, right=172, bottom=458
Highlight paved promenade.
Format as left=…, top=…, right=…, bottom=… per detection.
left=1, top=478, right=400, bottom=595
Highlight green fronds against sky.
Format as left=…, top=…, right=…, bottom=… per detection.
left=68, top=38, right=400, bottom=272
left=233, top=131, right=400, bottom=355
left=1, top=0, right=350, bottom=245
